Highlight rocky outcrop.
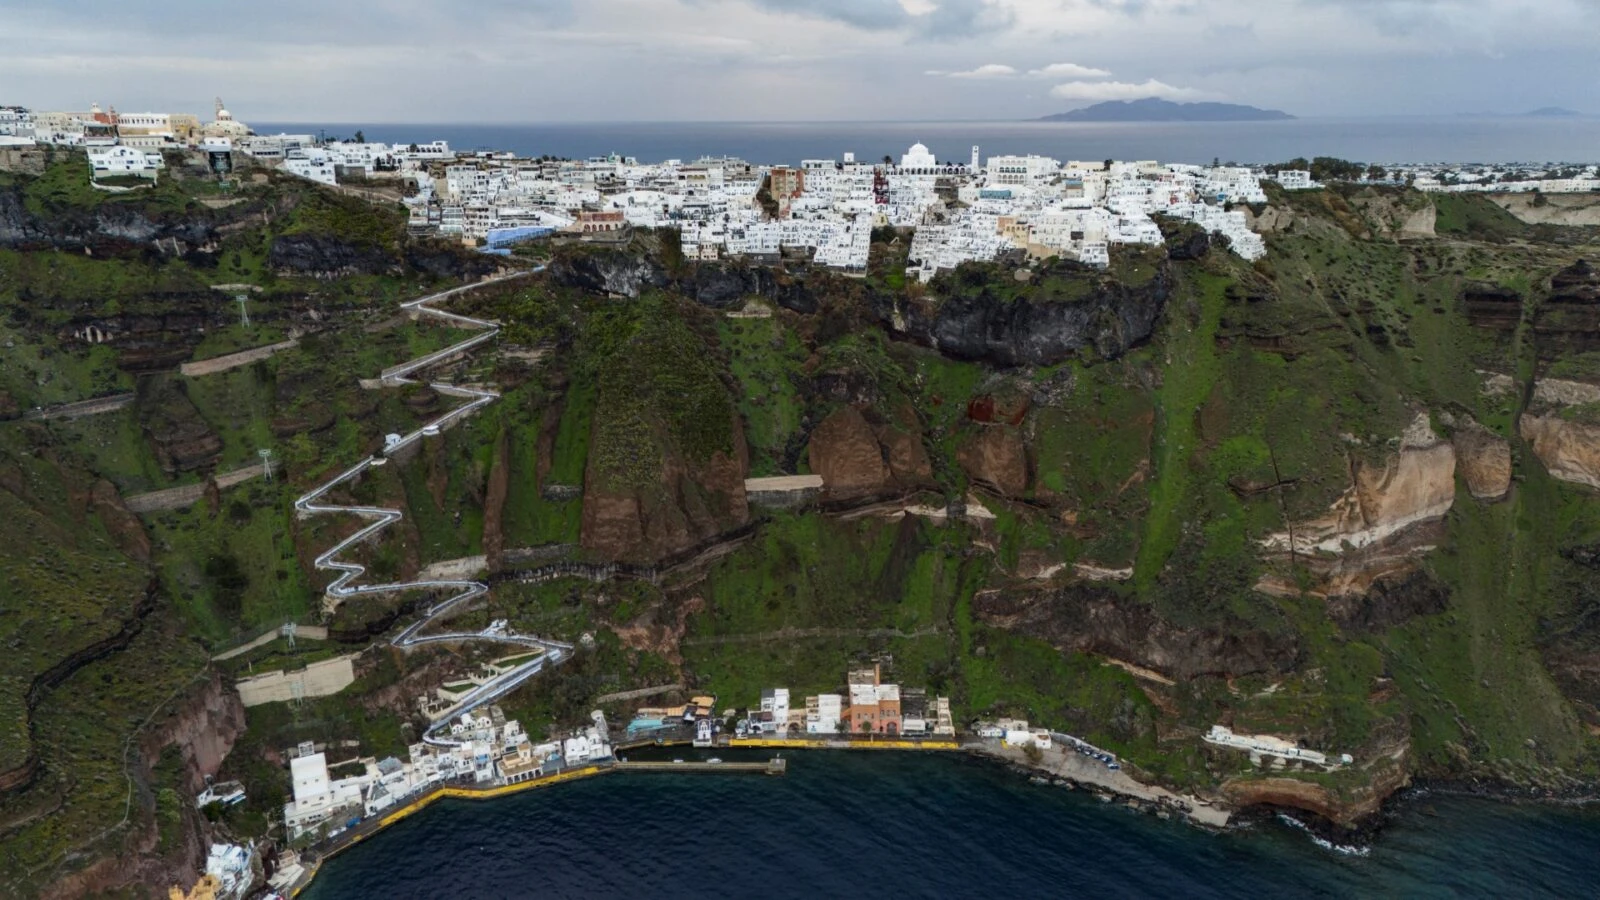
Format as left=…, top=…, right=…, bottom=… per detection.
left=580, top=432, right=750, bottom=565
left=1533, top=260, right=1600, bottom=358
left=1262, top=414, right=1455, bottom=555
left=1460, top=282, right=1523, bottom=333
left=974, top=584, right=1301, bottom=679
left=1326, top=570, right=1450, bottom=632
left=1453, top=423, right=1512, bottom=500
left=806, top=407, right=888, bottom=499
left=547, top=245, right=668, bottom=298
left=610, top=595, right=707, bottom=669
left=90, top=478, right=151, bottom=562
left=138, top=380, right=223, bottom=477
left=42, top=671, right=245, bottom=900
left=0, top=183, right=217, bottom=253
left=890, top=260, right=1172, bottom=367
left=958, top=426, right=1029, bottom=497
left=1520, top=414, right=1600, bottom=489
left=269, top=233, right=397, bottom=278
left=404, top=241, right=499, bottom=281
left=1490, top=193, right=1600, bottom=227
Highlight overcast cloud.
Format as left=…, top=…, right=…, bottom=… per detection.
left=0, top=0, right=1595, bottom=121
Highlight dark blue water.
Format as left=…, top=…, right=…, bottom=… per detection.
left=255, top=119, right=1600, bottom=167
left=300, top=753, right=1600, bottom=899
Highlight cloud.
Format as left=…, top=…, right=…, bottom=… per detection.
left=1028, top=62, right=1113, bottom=78
left=743, top=0, right=1012, bottom=38
left=1048, top=78, right=1205, bottom=101
left=939, top=63, right=1019, bottom=78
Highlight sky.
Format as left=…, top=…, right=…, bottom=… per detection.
left=2, top=0, right=1597, bottom=123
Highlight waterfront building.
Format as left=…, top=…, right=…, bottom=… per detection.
left=283, top=744, right=366, bottom=838
left=203, top=842, right=255, bottom=900
left=1202, top=724, right=1344, bottom=766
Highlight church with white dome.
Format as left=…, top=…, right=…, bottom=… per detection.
left=202, top=98, right=252, bottom=140
left=896, top=142, right=970, bottom=176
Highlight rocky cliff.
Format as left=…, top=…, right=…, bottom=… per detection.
left=889, top=257, right=1173, bottom=366
left=974, top=584, right=1301, bottom=679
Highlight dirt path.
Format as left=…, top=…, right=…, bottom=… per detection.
left=682, top=625, right=943, bottom=646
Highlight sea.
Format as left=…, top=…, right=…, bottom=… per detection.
left=298, top=752, right=1600, bottom=899
left=252, top=118, right=1600, bottom=167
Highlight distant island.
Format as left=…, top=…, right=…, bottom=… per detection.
left=1039, top=98, right=1295, bottom=122
left=1523, top=106, right=1582, bottom=118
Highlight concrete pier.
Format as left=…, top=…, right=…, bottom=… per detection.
left=615, top=758, right=786, bottom=776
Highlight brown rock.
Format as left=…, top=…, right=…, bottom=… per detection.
left=90, top=478, right=151, bottom=562
left=807, top=406, right=888, bottom=498
left=1264, top=414, right=1455, bottom=555
left=877, top=426, right=932, bottom=485
left=958, top=426, right=1029, bottom=497
left=580, top=425, right=749, bottom=565
left=1453, top=424, right=1512, bottom=500
left=1521, top=414, right=1600, bottom=489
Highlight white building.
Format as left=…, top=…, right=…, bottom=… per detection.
left=1203, top=725, right=1335, bottom=766
left=1270, top=169, right=1317, bottom=191
left=987, top=154, right=1059, bottom=186
left=282, top=745, right=367, bottom=838
left=0, top=106, right=34, bottom=139
left=282, top=148, right=338, bottom=186
left=806, top=694, right=843, bottom=734
left=204, top=843, right=255, bottom=900
left=86, top=145, right=163, bottom=179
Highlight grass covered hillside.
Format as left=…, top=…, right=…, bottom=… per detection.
left=3, top=147, right=1600, bottom=895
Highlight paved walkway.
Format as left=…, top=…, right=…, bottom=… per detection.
left=211, top=625, right=329, bottom=661
left=125, top=464, right=267, bottom=513
left=180, top=338, right=298, bottom=377
left=22, top=393, right=134, bottom=421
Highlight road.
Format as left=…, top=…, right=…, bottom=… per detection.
left=292, top=269, right=572, bottom=745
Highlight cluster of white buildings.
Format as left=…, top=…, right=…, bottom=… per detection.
left=392, top=140, right=1284, bottom=275
left=282, top=707, right=612, bottom=840
left=1409, top=164, right=1600, bottom=194
left=974, top=717, right=1055, bottom=750
left=735, top=665, right=956, bottom=737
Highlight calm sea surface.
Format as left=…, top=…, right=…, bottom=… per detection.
left=254, top=118, right=1600, bottom=167
left=299, top=752, right=1600, bottom=899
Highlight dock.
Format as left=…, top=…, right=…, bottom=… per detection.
left=615, top=758, right=786, bottom=776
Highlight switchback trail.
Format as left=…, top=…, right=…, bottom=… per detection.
left=293, top=270, right=572, bottom=745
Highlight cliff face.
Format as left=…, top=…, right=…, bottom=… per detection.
left=974, top=584, right=1301, bottom=679
left=906, top=265, right=1172, bottom=366
left=42, top=672, right=245, bottom=900
left=0, top=185, right=218, bottom=253
left=547, top=245, right=669, bottom=298
left=269, top=233, right=399, bottom=278
left=1262, top=414, right=1456, bottom=558
left=580, top=437, right=751, bottom=565
left=1522, top=415, right=1600, bottom=490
